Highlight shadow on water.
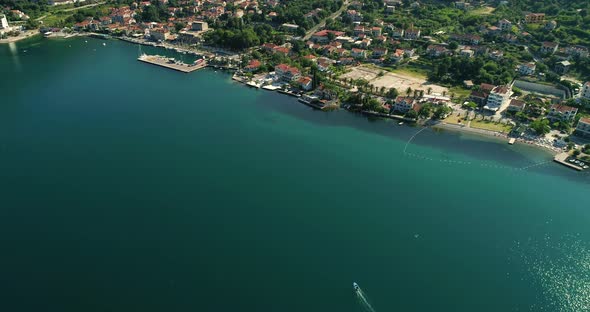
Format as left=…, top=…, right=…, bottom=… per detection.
left=251, top=91, right=590, bottom=183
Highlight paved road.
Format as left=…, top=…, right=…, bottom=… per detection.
left=303, top=0, right=349, bottom=41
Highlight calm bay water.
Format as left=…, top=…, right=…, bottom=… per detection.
left=1, top=37, right=589, bottom=312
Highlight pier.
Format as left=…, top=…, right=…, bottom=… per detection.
left=137, top=54, right=207, bottom=73
left=553, top=152, right=583, bottom=171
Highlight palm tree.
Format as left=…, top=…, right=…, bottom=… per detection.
left=419, top=90, right=424, bottom=98
left=427, top=87, right=432, bottom=95
left=442, top=90, right=447, bottom=97
left=380, top=86, right=386, bottom=95
left=406, top=87, right=412, bottom=97
left=450, top=92, right=455, bottom=100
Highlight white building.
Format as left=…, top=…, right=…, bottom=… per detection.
left=548, top=104, right=578, bottom=122
left=485, top=85, right=511, bottom=111
left=575, top=117, right=590, bottom=137
left=518, top=62, right=536, bottom=75
left=0, top=14, right=9, bottom=30
left=394, top=96, right=415, bottom=113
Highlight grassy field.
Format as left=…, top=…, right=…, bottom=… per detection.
left=391, top=66, right=428, bottom=79
left=444, top=112, right=468, bottom=125
left=469, top=6, right=495, bottom=16
left=470, top=119, right=513, bottom=133
left=448, top=86, right=471, bottom=99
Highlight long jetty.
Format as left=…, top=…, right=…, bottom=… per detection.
left=553, top=152, right=584, bottom=171
left=138, top=54, right=207, bottom=73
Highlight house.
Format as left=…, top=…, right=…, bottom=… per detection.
left=99, top=16, right=113, bottom=25
left=353, top=25, right=367, bottom=36
left=565, top=45, right=589, bottom=58
left=451, top=34, right=482, bottom=45
left=575, top=117, right=590, bottom=137
left=390, top=28, right=404, bottom=38
left=311, top=30, right=345, bottom=43
left=151, top=28, right=171, bottom=41
left=454, top=1, right=470, bottom=9
left=427, top=45, right=449, bottom=57
left=191, top=21, right=208, bottom=31
left=371, top=27, right=382, bottom=37
left=385, top=5, right=396, bottom=13
left=507, top=99, right=526, bottom=112
left=393, top=96, right=415, bottom=113
left=489, top=50, right=504, bottom=60
left=11, top=10, right=29, bottom=20
left=261, top=43, right=277, bottom=52
left=390, top=49, right=404, bottom=63
left=485, top=85, right=511, bottom=111
left=338, top=57, right=356, bottom=65
left=372, top=47, right=388, bottom=58
left=272, top=46, right=291, bottom=56
left=303, top=54, right=318, bottom=62
left=346, top=10, right=363, bottom=22
left=525, top=13, right=545, bottom=24
left=317, top=57, right=334, bottom=71
left=274, top=64, right=301, bottom=82
left=360, top=38, right=371, bottom=48
left=469, top=90, right=488, bottom=106
left=487, top=26, right=501, bottom=36
left=581, top=82, right=590, bottom=99
left=518, top=62, right=536, bottom=75
left=460, top=49, right=474, bottom=58
left=244, top=59, right=261, bottom=72
left=281, top=23, right=299, bottom=33
left=548, top=104, right=577, bottom=121
left=304, top=8, right=322, bottom=20
left=540, top=42, right=558, bottom=55
left=404, top=27, right=420, bottom=40
left=498, top=19, right=512, bottom=31
left=351, top=48, right=367, bottom=59
left=545, top=20, right=557, bottom=31
left=555, top=60, right=571, bottom=75
left=297, top=76, right=313, bottom=91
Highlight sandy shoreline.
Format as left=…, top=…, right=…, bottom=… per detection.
left=0, top=30, right=40, bottom=44
left=432, top=122, right=562, bottom=155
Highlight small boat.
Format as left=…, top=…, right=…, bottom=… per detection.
left=102, top=42, right=106, bottom=46
left=398, top=121, right=404, bottom=125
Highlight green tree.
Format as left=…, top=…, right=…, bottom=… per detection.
left=418, top=103, right=433, bottom=118
left=405, top=109, right=418, bottom=119
left=530, top=118, right=551, bottom=135
left=386, top=88, right=399, bottom=99
left=433, top=105, right=452, bottom=119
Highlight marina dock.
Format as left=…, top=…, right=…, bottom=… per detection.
left=138, top=54, right=207, bottom=73
left=553, top=152, right=583, bottom=171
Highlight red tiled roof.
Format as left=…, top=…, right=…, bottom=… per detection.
left=246, top=59, right=261, bottom=68
left=509, top=99, right=526, bottom=108
left=550, top=104, right=577, bottom=113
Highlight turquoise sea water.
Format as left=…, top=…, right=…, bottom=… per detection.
left=1, top=38, right=589, bottom=312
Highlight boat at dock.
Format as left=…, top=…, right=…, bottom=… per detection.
left=508, top=138, right=516, bottom=145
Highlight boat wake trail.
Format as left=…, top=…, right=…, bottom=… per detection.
left=353, top=283, right=376, bottom=312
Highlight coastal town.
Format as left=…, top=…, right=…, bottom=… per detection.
left=2, top=0, right=590, bottom=169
